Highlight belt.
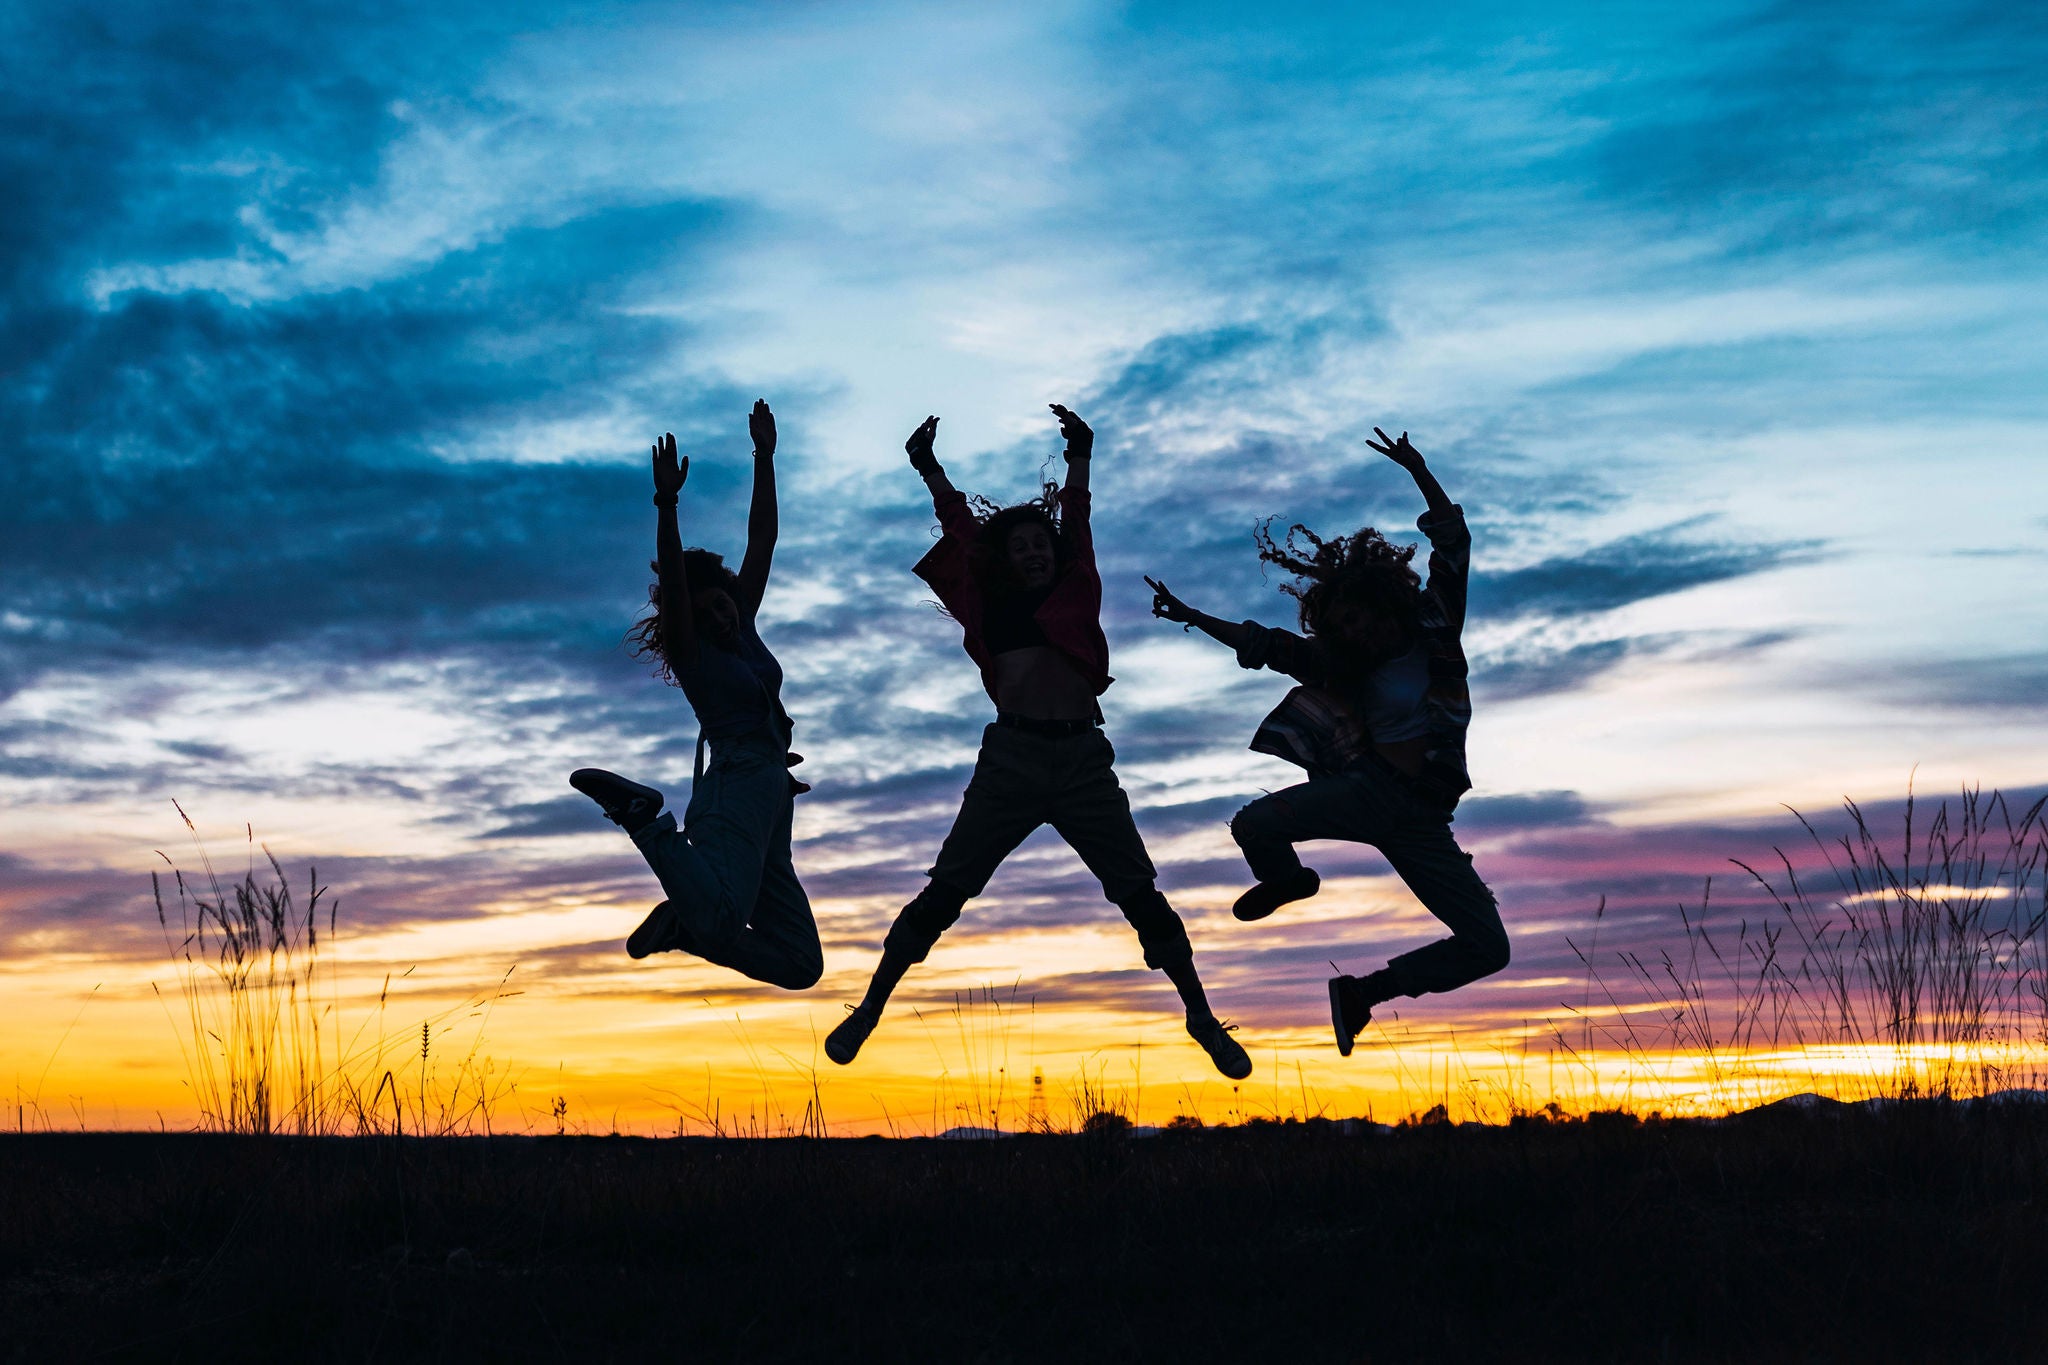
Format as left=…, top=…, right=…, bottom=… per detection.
left=995, top=711, right=1101, bottom=738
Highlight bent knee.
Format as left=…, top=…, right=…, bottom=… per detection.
left=777, top=956, right=824, bottom=992
left=1469, top=928, right=1510, bottom=977
left=1229, top=795, right=1291, bottom=843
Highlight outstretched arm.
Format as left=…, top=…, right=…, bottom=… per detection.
left=1145, top=576, right=1250, bottom=651
left=1366, top=427, right=1453, bottom=516
left=736, top=399, right=777, bottom=614
left=652, top=433, right=697, bottom=665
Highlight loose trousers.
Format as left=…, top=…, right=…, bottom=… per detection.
left=885, top=723, right=1192, bottom=970
left=630, top=728, right=823, bottom=990
left=1231, top=763, right=1509, bottom=997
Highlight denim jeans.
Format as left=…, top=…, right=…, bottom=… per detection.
left=885, top=722, right=1192, bottom=970
left=630, top=727, right=822, bottom=990
left=1230, top=762, right=1509, bottom=997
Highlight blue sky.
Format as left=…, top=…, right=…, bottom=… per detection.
left=4, top=0, right=2045, bottom=1125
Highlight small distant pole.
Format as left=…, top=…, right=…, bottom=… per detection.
left=1028, top=1067, right=1048, bottom=1132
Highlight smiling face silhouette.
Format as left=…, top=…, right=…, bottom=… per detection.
left=1005, top=522, right=1056, bottom=590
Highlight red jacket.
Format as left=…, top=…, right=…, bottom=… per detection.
left=913, top=483, right=1113, bottom=702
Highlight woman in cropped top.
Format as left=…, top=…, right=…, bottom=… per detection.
left=1146, top=428, right=1510, bottom=1055
left=824, top=405, right=1251, bottom=1079
left=566, top=401, right=823, bottom=991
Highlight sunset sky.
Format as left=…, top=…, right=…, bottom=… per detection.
left=4, top=0, right=2044, bottom=1133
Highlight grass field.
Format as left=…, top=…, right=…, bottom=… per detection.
left=6, top=1099, right=2048, bottom=1363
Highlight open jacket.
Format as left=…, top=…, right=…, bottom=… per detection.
left=912, top=481, right=1112, bottom=703
left=1233, top=503, right=1474, bottom=809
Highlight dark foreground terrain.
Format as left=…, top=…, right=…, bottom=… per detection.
left=5, top=1101, right=2047, bottom=1363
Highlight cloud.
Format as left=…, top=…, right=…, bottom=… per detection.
left=1584, top=0, right=2048, bottom=254
left=1478, top=521, right=1821, bottom=618
left=1853, top=653, right=2048, bottom=713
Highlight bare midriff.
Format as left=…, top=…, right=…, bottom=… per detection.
left=991, top=646, right=1097, bottom=720
left=1374, top=736, right=1428, bottom=776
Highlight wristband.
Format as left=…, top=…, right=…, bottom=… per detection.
left=653, top=493, right=678, bottom=507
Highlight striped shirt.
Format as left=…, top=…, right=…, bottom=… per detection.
left=1233, top=503, right=1474, bottom=810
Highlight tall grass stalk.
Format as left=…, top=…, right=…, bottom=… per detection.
left=151, top=804, right=518, bottom=1135
left=1562, top=785, right=2048, bottom=1111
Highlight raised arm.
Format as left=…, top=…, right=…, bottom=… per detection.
left=1049, top=403, right=1092, bottom=502
left=1366, top=427, right=1453, bottom=516
left=1145, top=575, right=1250, bottom=651
left=1048, top=404, right=1096, bottom=566
left=652, top=432, right=697, bottom=665
left=735, top=399, right=777, bottom=614
left=905, top=415, right=977, bottom=541
left=1367, top=425, right=1470, bottom=626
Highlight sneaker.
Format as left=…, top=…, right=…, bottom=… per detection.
left=1329, top=975, right=1372, bottom=1056
left=824, top=1004, right=877, bottom=1066
left=1186, top=1014, right=1253, bottom=1080
left=626, top=901, right=680, bottom=960
left=569, top=768, right=663, bottom=836
left=1232, top=868, right=1321, bottom=922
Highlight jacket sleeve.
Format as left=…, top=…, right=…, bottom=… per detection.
left=1058, top=485, right=1094, bottom=563
left=1234, top=621, right=1328, bottom=685
left=932, top=487, right=981, bottom=545
left=1415, top=503, right=1471, bottom=632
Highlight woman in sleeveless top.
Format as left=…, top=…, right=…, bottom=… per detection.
left=1145, top=428, right=1510, bottom=1055
left=823, top=406, right=1251, bottom=1079
left=568, top=401, right=823, bottom=991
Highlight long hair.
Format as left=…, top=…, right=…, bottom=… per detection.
left=967, top=479, right=1076, bottom=596
left=1255, top=519, right=1423, bottom=669
left=627, top=547, right=738, bottom=685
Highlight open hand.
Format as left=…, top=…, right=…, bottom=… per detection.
left=749, top=399, right=776, bottom=458
left=652, top=432, right=688, bottom=497
left=1144, top=575, right=1194, bottom=625
left=1049, top=404, right=1093, bottom=459
left=1366, top=426, right=1424, bottom=470
left=904, top=415, right=939, bottom=468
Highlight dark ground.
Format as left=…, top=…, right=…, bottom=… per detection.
left=4, top=1101, right=2047, bottom=1363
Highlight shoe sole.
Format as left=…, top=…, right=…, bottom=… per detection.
left=1232, top=871, right=1321, bottom=923
left=824, top=1015, right=873, bottom=1067
left=568, top=768, right=664, bottom=823
left=1330, top=979, right=1354, bottom=1057
left=626, top=902, right=678, bottom=960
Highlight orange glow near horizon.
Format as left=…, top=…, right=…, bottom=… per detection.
left=11, top=899, right=2042, bottom=1136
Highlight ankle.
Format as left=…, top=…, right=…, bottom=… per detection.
left=1357, top=968, right=1400, bottom=1007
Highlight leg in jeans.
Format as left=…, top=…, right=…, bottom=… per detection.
left=1230, top=777, right=1364, bottom=884
left=1047, top=729, right=1246, bottom=1075
left=1049, top=731, right=1216, bottom=1017
left=861, top=725, right=1047, bottom=1018
left=1047, top=731, right=1187, bottom=968
left=1232, top=772, right=1509, bottom=1000
left=1376, top=821, right=1508, bottom=997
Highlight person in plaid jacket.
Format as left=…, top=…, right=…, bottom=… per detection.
left=1145, top=428, right=1508, bottom=1055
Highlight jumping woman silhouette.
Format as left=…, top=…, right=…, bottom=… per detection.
left=568, top=401, right=823, bottom=990
left=825, top=405, right=1251, bottom=1079
left=1145, top=428, right=1509, bottom=1054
